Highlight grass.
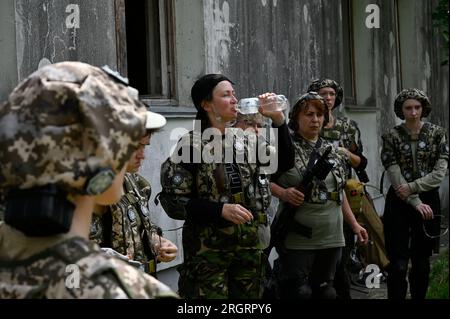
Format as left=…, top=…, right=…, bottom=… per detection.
left=427, top=248, right=449, bottom=299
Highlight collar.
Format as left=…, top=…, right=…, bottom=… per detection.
left=0, top=222, right=75, bottom=262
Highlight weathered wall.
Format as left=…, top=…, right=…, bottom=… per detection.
left=174, top=0, right=206, bottom=106
left=204, top=0, right=344, bottom=103
left=397, top=0, right=448, bottom=131
left=14, top=0, right=117, bottom=81
left=0, top=1, right=18, bottom=102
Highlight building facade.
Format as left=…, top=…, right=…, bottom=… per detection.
left=0, top=0, right=448, bottom=291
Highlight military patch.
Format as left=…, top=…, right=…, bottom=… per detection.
left=258, top=176, right=268, bottom=186
left=140, top=204, right=149, bottom=217
left=127, top=207, right=137, bottom=224
left=172, top=174, right=183, bottom=186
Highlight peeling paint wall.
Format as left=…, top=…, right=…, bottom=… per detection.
left=0, top=0, right=18, bottom=102
left=397, top=0, right=448, bottom=130
left=203, top=0, right=343, bottom=102
left=14, top=0, right=117, bottom=81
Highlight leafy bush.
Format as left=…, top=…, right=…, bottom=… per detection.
left=427, top=249, right=449, bottom=299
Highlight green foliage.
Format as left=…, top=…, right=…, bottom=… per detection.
left=432, top=0, right=449, bottom=65
left=427, top=249, right=449, bottom=299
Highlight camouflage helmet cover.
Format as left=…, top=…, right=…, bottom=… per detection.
left=0, top=61, right=147, bottom=194
left=394, top=88, right=431, bottom=120
left=308, top=78, right=343, bottom=109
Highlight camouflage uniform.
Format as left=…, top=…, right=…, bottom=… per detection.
left=273, top=134, right=348, bottom=299
left=0, top=223, right=176, bottom=298
left=309, top=78, right=368, bottom=181
left=90, top=172, right=161, bottom=275
left=0, top=62, right=176, bottom=299
left=381, top=122, right=449, bottom=183
left=321, top=117, right=367, bottom=179
left=309, top=79, right=368, bottom=299
left=160, top=131, right=272, bottom=299
left=381, top=89, right=449, bottom=299
left=289, top=134, right=348, bottom=204
left=321, top=116, right=367, bottom=299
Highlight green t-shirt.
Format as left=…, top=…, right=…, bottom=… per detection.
left=277, top=168, right=345, bottom=250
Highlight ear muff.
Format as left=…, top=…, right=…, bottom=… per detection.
left=5, top=185, right=75, bottom=236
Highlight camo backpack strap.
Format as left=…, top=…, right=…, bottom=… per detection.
left=159, top=145, right=195, bottom=220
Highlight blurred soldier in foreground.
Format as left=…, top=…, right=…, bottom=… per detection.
left=90, top=127, right=178, bottom=276
left=0, top=61, right=177, bottom=299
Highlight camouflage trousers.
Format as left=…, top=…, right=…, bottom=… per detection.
left=178, top=248, right=264, bottom=299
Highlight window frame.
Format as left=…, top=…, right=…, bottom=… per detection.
left=342, top=0, right=357, bottom=106
left=115, top=0, right=177, bottom=105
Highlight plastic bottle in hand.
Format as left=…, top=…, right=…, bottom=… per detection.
left=237, top=94, right=289, bottom=113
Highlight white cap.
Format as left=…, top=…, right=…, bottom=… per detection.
left=146, top=110, right=167, bottom=130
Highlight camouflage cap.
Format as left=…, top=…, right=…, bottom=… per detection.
left=308, top=78, right=343, bottom=109
left=0, top=61, right=148, bottom=194
left=394, top=88, right=431, bottom=120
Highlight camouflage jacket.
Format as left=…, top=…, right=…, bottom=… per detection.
left=0, top=228, right=176, bottom=299
left=160, top=130, right=272, bottom=256
left=283, top=134, right=348, bottom=204
left=90, top=173, right=159, bottom=269
left=321, top=116, right=368, bottom=178
left=381, top=122, right=449, bottom=183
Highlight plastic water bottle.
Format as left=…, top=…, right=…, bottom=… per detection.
left=237, top=94, right=289, bottom=113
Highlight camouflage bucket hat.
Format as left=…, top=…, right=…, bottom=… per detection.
left=394, top=88, right=431, bottom=120
left=308, top=78, right=343, bottom=109
left=0, top=61, right=149, bottom=195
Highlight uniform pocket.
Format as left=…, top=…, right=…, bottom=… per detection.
left=203, top=225, right=239, bottom=249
